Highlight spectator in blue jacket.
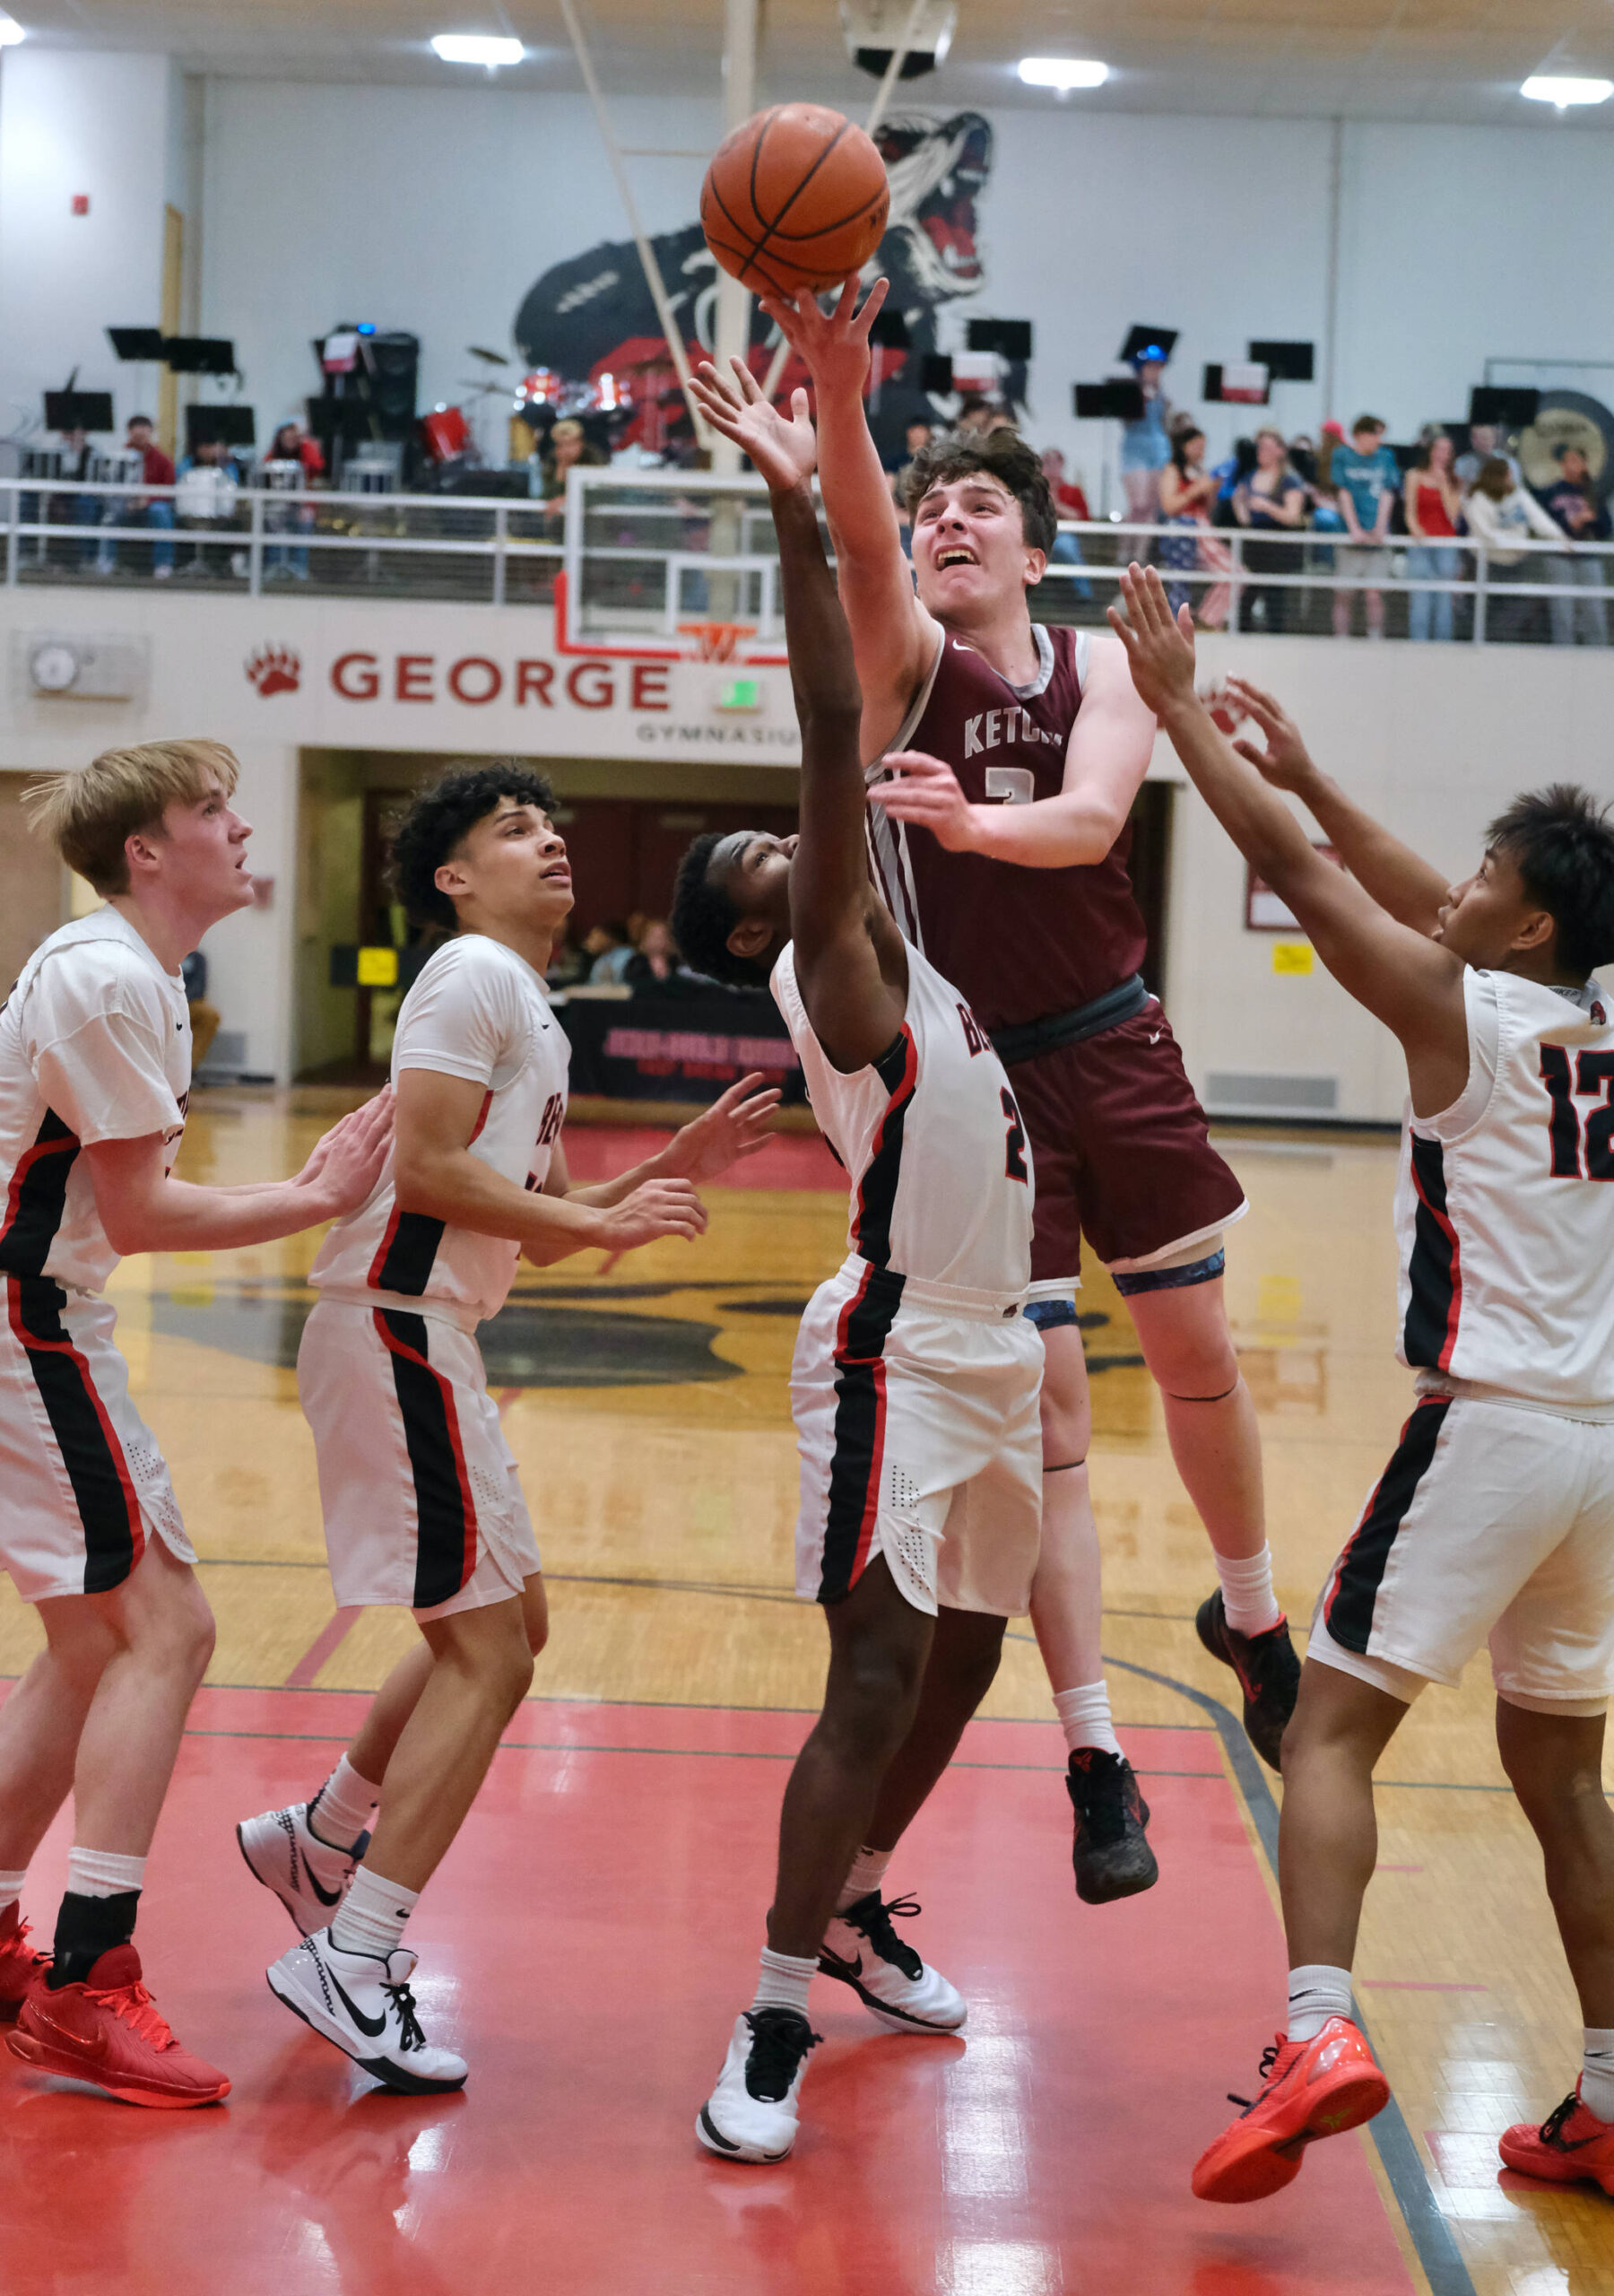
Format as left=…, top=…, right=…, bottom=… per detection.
left=1330, top=415, right=1401, bottom=638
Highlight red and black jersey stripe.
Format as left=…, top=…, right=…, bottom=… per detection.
left=850, top=1029, right=917, bottom=1271
left=372, top=1308, right=478, bottom=1608
left=817, top=1261, right=906, bottom=1603
left=5, top=1275, right=144, bottom=1592
left=1323, top=1396, right=1450, bottom=1654
left=367, top=1089, right=492, bottom=1298
left=0, top=1111, right=80, bottom=1279
left=1402, top=1136, right=1462, bottom=1370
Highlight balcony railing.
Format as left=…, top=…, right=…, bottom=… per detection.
left=3, top=468, right=1611, bottom=648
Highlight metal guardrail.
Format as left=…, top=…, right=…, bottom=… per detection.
left=3, top=470, right=1611, bottom=647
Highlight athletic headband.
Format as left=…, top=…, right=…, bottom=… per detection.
left=708, top=830, right=755, bottom=879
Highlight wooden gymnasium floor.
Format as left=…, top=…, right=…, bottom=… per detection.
left=2, top=1090, right=1610, bottom=2296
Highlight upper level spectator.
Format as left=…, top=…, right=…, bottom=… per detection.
left=1158, top=426, right=1231, bottom=630
left=1455, top=422, right=1521, bottom=493
left=1402, top=431, right=1462, bottom=644
left=1462, top=458, right=1564, bottom=642
left=1232, top=428, right=1306, bottom=633
left=1330, top=415, right=1401, bottom=638
left=116, top=414, right=177, bottom=578
left=1540, top=444, right=1610, bottom=648
left=268, top=420, right=325, bottom=480
left=1119, top=344, right=1174, bottom=524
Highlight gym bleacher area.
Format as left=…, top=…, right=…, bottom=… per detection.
left=5, top=469, right=1610, bottom=641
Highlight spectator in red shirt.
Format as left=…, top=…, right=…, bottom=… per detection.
left=1042, top=445, right=1091, bottom=597
left=120, top=414, right=176, bottom=576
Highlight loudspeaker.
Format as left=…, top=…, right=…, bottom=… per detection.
left=367, top=334, right=421, bottom=436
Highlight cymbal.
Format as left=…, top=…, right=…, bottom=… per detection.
left=467, top=344, right=510, bottom=365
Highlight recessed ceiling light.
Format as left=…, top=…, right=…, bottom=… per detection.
left=1522, top=74, right=1612, bottom=107
left=430, top=33, right=525, bottom=67
left=0, top=14, right=25, bottom=46
left=1019, top=56, right=1108, bottom=91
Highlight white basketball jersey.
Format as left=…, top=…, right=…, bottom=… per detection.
left=0, top=909, right=189, bottom=1297
left=311, top=934, right=568, bottom=1329
left=770, top=938, right=1033, bottom=1296
left=1395, top=967, right=1614, bottom=1408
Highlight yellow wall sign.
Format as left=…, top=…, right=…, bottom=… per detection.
left=1272, top=942, right=1314, bottom=977
left=356, top=946, right=400, bottom=987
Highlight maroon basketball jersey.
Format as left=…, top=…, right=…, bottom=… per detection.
left=865, top=625, right=1149, bottom=1034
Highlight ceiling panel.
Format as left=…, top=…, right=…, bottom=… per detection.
left=4, top=0, right=1614, bottom=122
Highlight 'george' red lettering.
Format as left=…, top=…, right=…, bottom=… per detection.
left=395, top=655, right=434, bottom=702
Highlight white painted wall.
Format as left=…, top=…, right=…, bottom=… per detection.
left=0, top=49, right=178, bottom=443
left=185, top=80, right=1614, bottom=496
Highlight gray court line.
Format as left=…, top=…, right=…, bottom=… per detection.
left=1103, top=1649, right=1479, bottom=2296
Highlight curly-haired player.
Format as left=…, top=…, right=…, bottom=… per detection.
left=759, top=278, right=1297, bottom=1904
left=239, top=761, right=777, bottom=2094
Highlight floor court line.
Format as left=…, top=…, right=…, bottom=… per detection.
left=1106, top=1651, right=1479, bottom=2296
left=3, top=1682, right=1423, bottom=2296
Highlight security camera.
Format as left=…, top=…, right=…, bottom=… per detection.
left=840, top=1, right=956, bottom=81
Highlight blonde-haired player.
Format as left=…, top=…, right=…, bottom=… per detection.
left=0, top=742, right=388, bottom=2107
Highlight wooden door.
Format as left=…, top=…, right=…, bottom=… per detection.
left=0, top=774, right=66, bottom=995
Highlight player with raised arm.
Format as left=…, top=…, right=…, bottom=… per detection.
left=243, top=763, right=775, bottom=2095
left=672, top=362, right=1045, bottom=2165
left=0, top=741, right=389, bottom=2108
left=759, top=277, right=1297, bottom=1900
left=1108, top=568, right=1614, bottom=2205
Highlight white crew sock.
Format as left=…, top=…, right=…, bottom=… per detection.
left=308, top=1754, right=381, bottom=1853
left=66, top=1848, right=146, bottom=1900
left=751, top=1946, right=817, bottom=2017
left=1288, top=1962, right=1355, bottom=2043
left=837, top=1845, right=891, bottom=1912
left=0, top=1868, right=27, bottom=1919
left=1583, top=2028, right=1614, bottom=2121
left=330, top=1866, right=418, bottom=1961
left=1054, top=1682, right=1124, bottom=1761
left=1217, top=1544, right=1284, bottom=1638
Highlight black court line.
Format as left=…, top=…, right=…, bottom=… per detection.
left=1101, top=1647, right=1478, bottom=2296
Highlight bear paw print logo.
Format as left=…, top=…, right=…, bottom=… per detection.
left=245, top=644, right=301, bottom=697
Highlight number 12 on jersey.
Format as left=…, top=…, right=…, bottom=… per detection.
left=1541, top=1046, right=1614, bottom=1179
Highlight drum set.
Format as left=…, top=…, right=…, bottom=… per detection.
left=417, top=345, right=642, bottom=489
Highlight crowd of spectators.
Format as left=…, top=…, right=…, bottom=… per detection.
left=546, top=912, right=702, bottom=996
left=1102, top=391, right=1611, bottom=646
left=882, top=380, right=1611, bottom=644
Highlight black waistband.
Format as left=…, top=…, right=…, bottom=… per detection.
left=989, top=975, right=1150, bottom=1068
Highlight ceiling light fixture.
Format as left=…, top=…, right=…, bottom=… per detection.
left=0, top=14, right=25, bottom=45
left=430, top=33, right=525, bottom=68
left=1018, top=56, right=1107, bottom=92
left=1521, top=74, right=1612, bottom=107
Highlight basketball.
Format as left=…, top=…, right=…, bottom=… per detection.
left=700, top=103, right=889, bottom=297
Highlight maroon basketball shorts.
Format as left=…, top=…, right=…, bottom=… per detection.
left=1008, top=1006, right=1246, bottom=1294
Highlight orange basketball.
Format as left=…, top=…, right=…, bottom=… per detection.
left=701, top=103, right=889, bottom=297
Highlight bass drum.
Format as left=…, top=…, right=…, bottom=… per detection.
left=1518, top=389, right=1614, bottom=499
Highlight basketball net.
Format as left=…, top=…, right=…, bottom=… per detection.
left=677, top=621, right=756, bottom=663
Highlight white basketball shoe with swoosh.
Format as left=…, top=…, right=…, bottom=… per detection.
left=237, top=1801, right=366, bottom=1937
left=266, top=1929, right=468, bottom=2093
left=817, top=1891, right=967, bottom=2031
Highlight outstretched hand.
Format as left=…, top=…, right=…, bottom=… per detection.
left=1106, top=563, right=1197, bottom=716
left=866, top=752, right=979, bottom=851
left=658, top=1072, right=782, bottom=1182
left=690, top=359, right=817, bottom=494
left=755, top=274, right=889, bottom=398
left=1221, top=676, right=1318, bottom=791
left=297, top=1087, right=394, bottom=1214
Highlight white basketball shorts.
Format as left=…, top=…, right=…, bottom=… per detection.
left=298, top=1299, right=540, bottom=1618
left=1309, top=1390, right=1614, bottom=1715
left=0, top=1277, right=193, bottom=1603
left=792, top=1255, right=1044, bottom=1619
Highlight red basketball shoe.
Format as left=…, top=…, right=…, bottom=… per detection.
left=1500, top=2084, right=1614, bottom=2194
left=0, top=1903, right=50, bottom=2021
left=7, top=1944, right=230, bottom=2107
left=1193, top=2017, right=1389, bottom=2202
